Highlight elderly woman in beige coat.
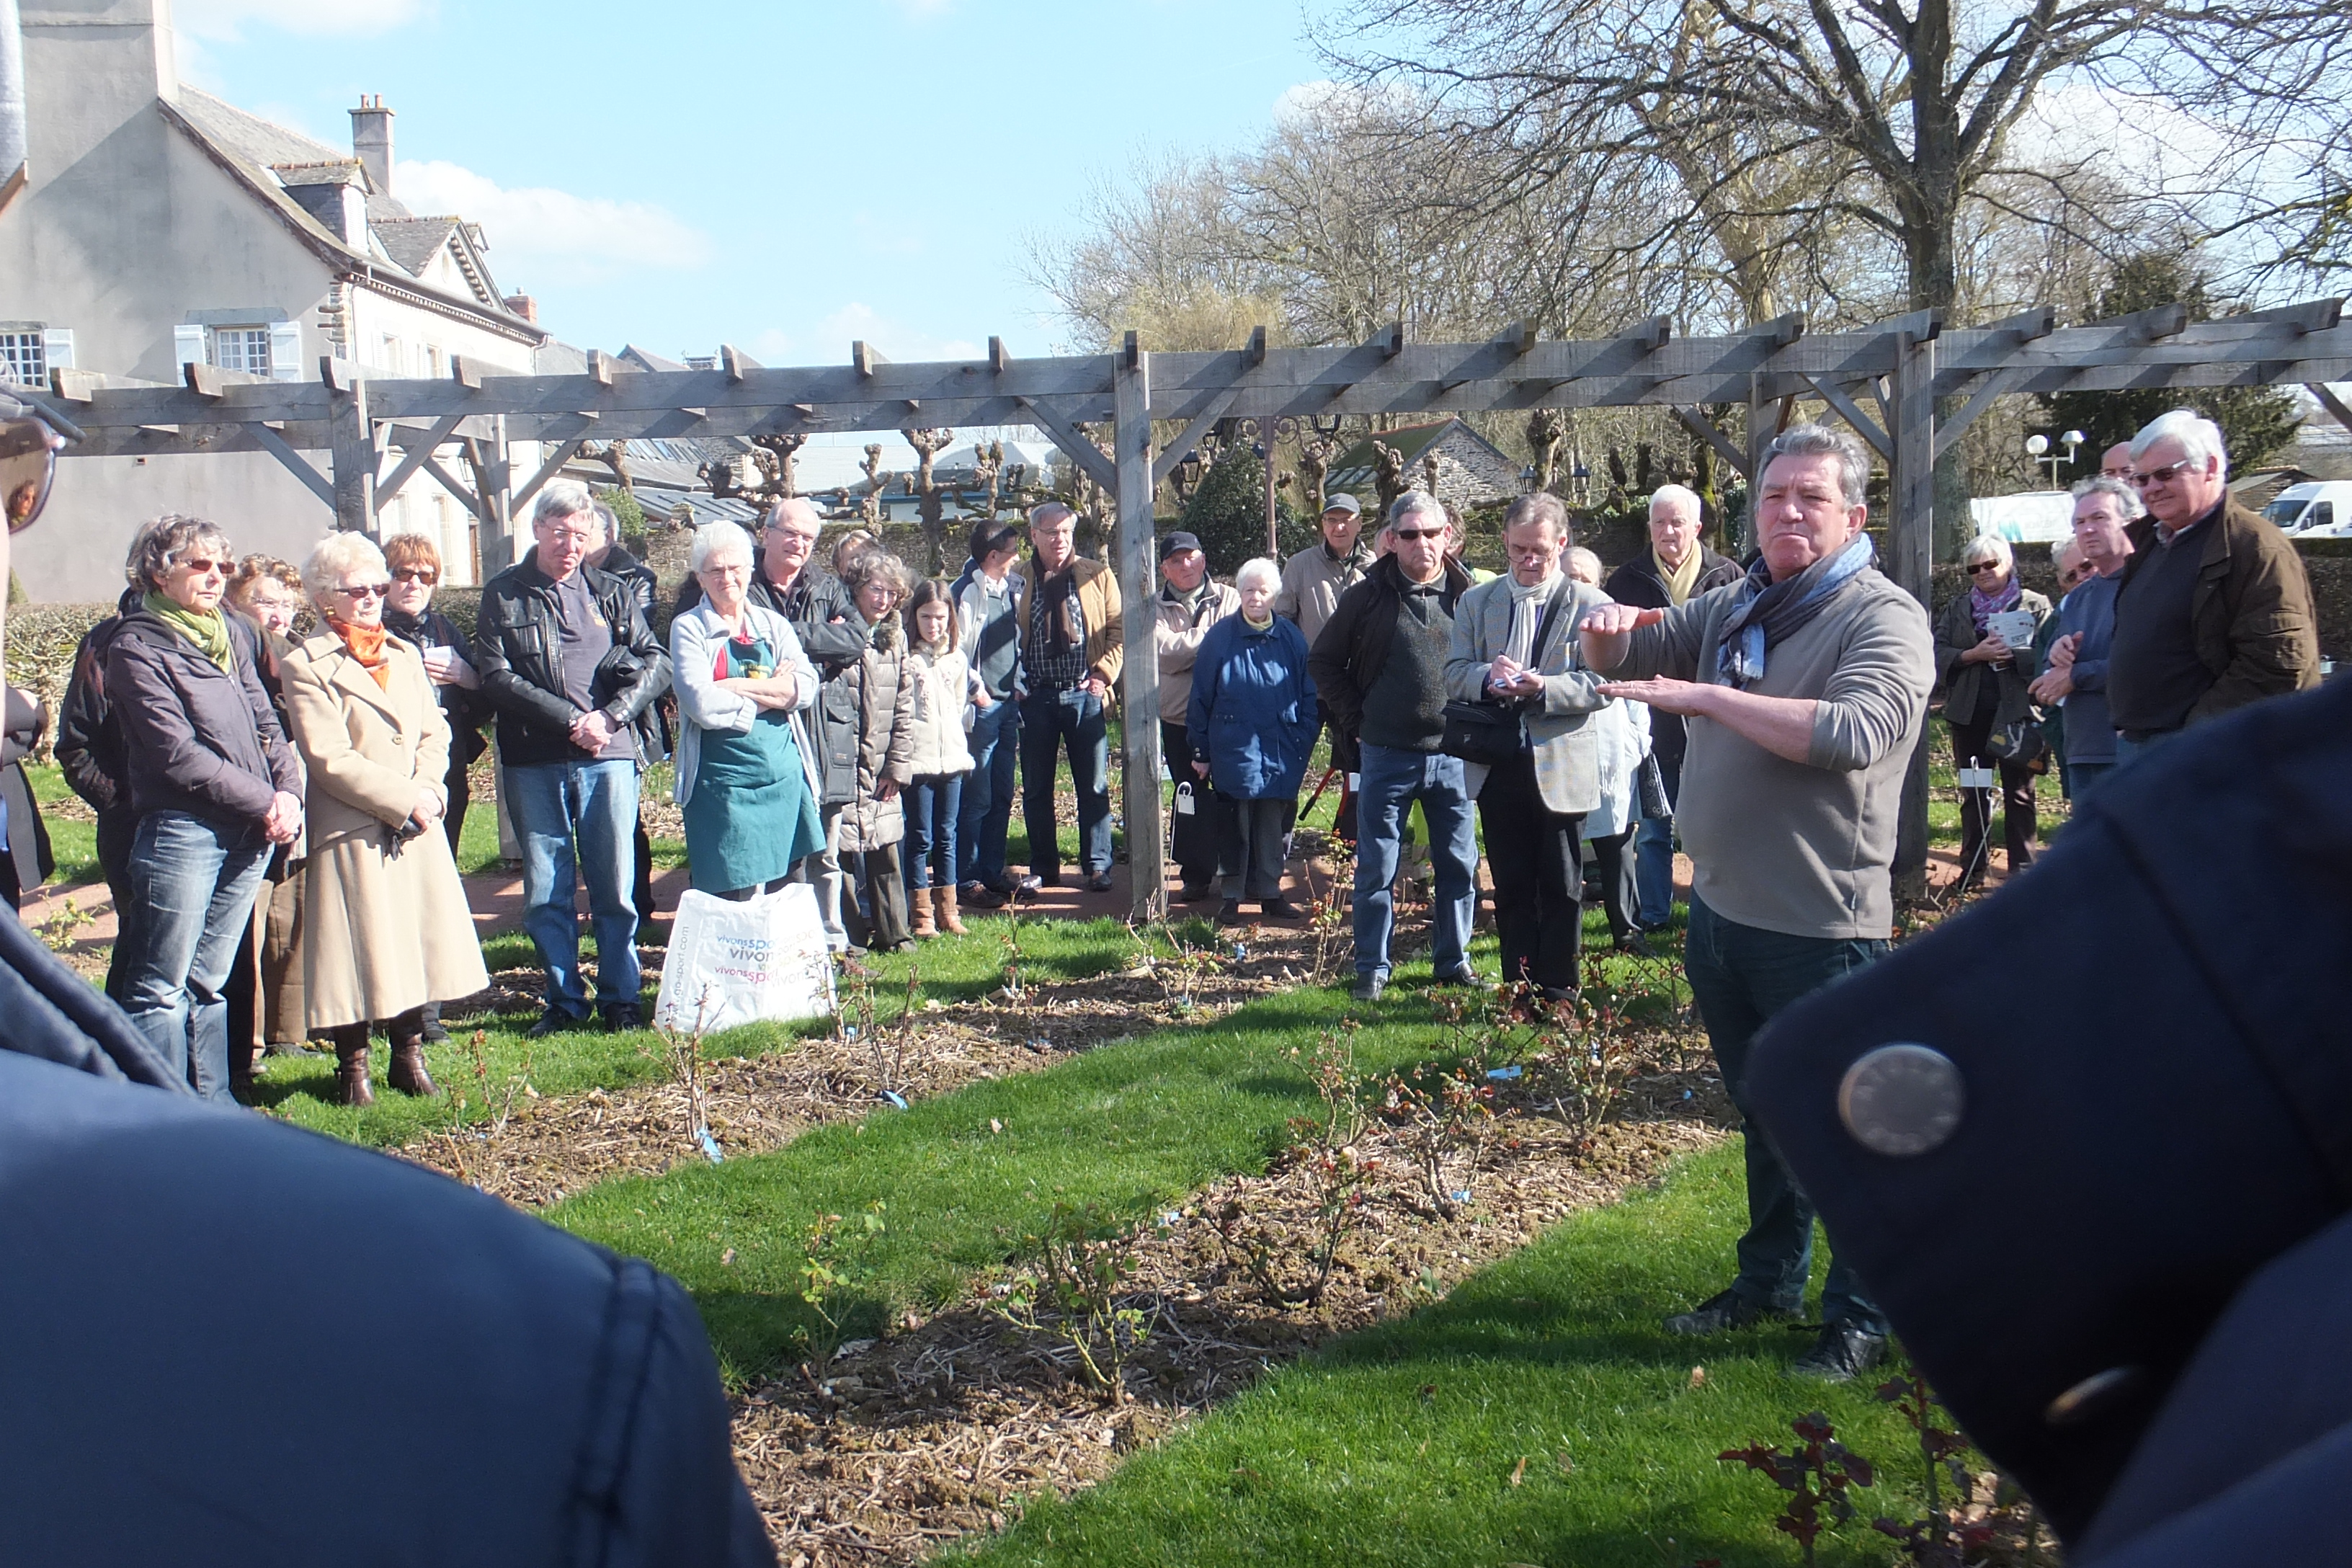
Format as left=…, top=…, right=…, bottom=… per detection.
left=280, top=534, right=489, bottom=1106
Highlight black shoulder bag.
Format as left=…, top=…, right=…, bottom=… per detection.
left=1440, top=582, right=1572, bottom=767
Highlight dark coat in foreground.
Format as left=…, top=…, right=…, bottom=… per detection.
left=0, top=913, right=773, bottom=1566
left=1745, top=675, right=2352, bottom=1564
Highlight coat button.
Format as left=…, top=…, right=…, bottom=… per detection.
left=1837, top=1043, right=1964, bottom=1157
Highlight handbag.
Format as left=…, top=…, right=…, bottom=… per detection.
left=1439, top=582, right=1573, bottom=767
left=1986, top=718, right=2050, bottom=774
left=1636, top=752, right=1672, bottom=821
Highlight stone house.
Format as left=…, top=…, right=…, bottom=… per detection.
left=1323, top=418, right=1521, bottom=516
left=0, top=0, right=548, bottom=600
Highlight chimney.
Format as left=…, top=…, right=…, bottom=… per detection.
left=349, top=94, right=393, bottom=197
left=503, top=294, right=538, bottom=324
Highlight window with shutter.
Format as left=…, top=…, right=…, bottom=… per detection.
left=40, top=328, right=74, bottom=373
left=0, top=331, right=41, bottom=385
left=267, top=322, right=301, bottom=381
left=173, top=324, right=207, bottom=368
left=213, top=326, right=272, bottom=375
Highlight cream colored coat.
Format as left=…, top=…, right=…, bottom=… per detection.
left=280, top=631, right=490, bottom=1031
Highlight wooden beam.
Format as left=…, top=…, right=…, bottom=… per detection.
left=989, top=337, right=1010, bottom=374
left=319, top=355, right=365, bottom=394
left=1502, top=320, right=1537, bottom=357
left=247, top=422, right=336, bottom=508
left=1672, top=406, right=1748, bottom=478
left=2240, top=298, right=2343, bottom=334
left=1123, top=331, right=1141, bottom=371
left=1375, top=321, right=1404, bottom=358
left=721, top=344, right=759, bottom=384
left=1247, top=325, right=1268, bottom=366
left=2307, top=383, right=2352, bottom=437
left=1150, top=386, right=1242, bottom=489
left=1016, top=397, right=1117, bottom=492
left=853, top=340, right=886, bottom=378
left=511, top=435, right=589, bottom=512
left=47, top=368, right=103, bottom=405
left=374, top=411, right=471, bottom=503
left=587, top=349, right=614, bottom=388
left=451, top=355, right=484, bottom=391
left=1801, top=374, right=1892, bottom=460
left=1886, top=328, right=1936, bottom=903
left=184, top=360, right=226, bottom=400
left=1113, top=344, right=1164, bottom=924
left=1757, top=311, right=1807, bottom=349
left=1933, top=364, right=2033, bottom=465
left=329, top=373, right=375, bottom=533
left=418, top=451, right=482, bottom=515
left=1977, top=305, right=2056, bottom=342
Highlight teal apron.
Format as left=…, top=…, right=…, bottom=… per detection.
left=682, top=635, right=824, bottom=894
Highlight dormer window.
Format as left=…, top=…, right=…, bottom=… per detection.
left=175, top=318, right=303, bottom=381
left=213, top=326, right=274, bottom=376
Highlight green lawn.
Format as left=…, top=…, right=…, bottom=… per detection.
left=961, top=1145, right=1943, bottom=1568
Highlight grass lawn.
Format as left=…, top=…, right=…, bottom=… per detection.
left=21, top=762, right=99, bottom=886
left=960, top=1144, right=1938, bottom=1568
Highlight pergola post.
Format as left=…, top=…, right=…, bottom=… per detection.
left=1887, top=329, right=1938, bottom=901
left=328, top=367, right=375, bottom=535
left=1113, top=339, right=1166, bottom=923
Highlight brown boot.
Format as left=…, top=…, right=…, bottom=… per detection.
left=935, top=883, right=967, bottom=935
left=387, top=1010, right=440, bottom=1097
left=332, top=1025, right=375, bottom=1108
left=909, top=883, right=937, bottom=938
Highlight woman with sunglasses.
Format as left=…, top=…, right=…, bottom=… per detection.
left=1933, top=533, right=2052, bottom=886
left=380, top=533, right=488, bottom=856
left=278, top=534, right=489, bottom=1106
left=104, top=516, right=306, bottom=1102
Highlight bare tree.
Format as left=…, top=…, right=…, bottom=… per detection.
left=904, top=427, right=957, bottom=574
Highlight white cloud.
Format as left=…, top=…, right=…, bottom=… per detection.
left=393, top=159, right=712, bottom=284
left=175, top=0, right=429, bottom=40
left=1273, top=78, right=1419, bottom=125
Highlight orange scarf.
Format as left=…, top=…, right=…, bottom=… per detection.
left=331, top=618, right=393, bottom=690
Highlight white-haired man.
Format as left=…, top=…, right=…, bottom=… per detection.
left=1605, top=484, right=1742, bottom=930
left=2107, top=409, right=2320, bottom=764
left=1580, top=425, right=1933, bottom=1382
left=473, top=480, right=673, bottom=1035
left=2031, top=478, right=2140, bottom=806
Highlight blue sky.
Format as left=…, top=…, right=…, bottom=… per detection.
left=174, top=0, right=1332, bottom=366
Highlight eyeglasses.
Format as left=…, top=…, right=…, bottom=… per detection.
left=1966, top=561, right=2003, bottom=575
left=767, top=527, right=819, bottom=546
left=2131, top=458, right=2199, bottom=488
left=1391, top=527, right=1443, bottom=542
left=391, top=566, right=438, bottom=585
left=332, top=582, right=391, bottom=600
left=177, top=557, right=228, bottom=576
left=0, top=411, right=62, bottom=535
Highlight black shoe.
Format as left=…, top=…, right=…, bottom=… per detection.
left=1029, top=871, right=1062, bottom=891
left=1351, top=974, right=1385, bottom=1003
left=1217, top=899, right=1245, bottom=925
left=1613, top=932, right=1655, bottom=957
left=1261, top=898, right=1306, bottom=921
left=1176, top=880, right=1219, bottom=904
left=527, top=1007, right=591, bottom=1039
left=602, top=1003, right=646, bottom=1033
left=1433, top=964, right=1492, bottom=990
left=1086, top=869, right=1115, bottom=893
left=1791, top=1319, right=1889, bottom=1382
left=1663, top=1288, right=1800, bottom=1337
left=961, top=880, right=1008, bottom=909
left=419, top=1002, right=450, bottom=1043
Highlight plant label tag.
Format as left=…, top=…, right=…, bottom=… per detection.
left=1956, top=765, right=1996, bottom=790
left=1175, top=789, right=1195, bottom=815
left=1348, top=773, right=1360, bottom=791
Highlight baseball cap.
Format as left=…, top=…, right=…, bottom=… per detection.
left=1159, top=530, right=1204, bottom=561
left=1322, top=493, right=1362, bottom=517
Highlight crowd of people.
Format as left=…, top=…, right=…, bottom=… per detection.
left=39, top=408, right=2325, bottom=1154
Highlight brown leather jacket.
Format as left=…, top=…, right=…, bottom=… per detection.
left=2121, top=499, right=2322, bottom=725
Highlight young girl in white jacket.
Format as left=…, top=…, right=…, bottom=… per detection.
left=900, top=579, right=987, bottom=935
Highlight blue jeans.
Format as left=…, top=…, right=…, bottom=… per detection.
left=904, top=772, right=963, bottom=890
left=1684, top=894, right=1889, bottom=1332
left=114, top=811, right=272, bottom=1103
left=507, top=759, right=642, bottom=1016
left=958, top=697, right=1020, bottom=888
left=1634, top=752, right=1681, bottom=929
left=1019, top=687, right=1110, bottom=878
left=1353, top=741, right=1477, bottom=982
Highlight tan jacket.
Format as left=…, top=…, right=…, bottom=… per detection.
left=278, top=631, right=490, bottom=1032
left=1012, top=555, right=1124, bottom=688
left=1152, top=578, right=1241, bottom=721
left=2121, top=500, right=2323, bottom=724
left=1276, top=540, right=1371, bottom=649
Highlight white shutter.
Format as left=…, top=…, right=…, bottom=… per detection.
left=268, top=321, right=303, bottom=380
left=173, top=324, right=206, bottom=368
left=40, top=328, right=74, bottom=372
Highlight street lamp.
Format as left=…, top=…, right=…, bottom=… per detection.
left=2025, top=429, right=2085, bottom=489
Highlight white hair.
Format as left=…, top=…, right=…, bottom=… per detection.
left=1763, top=424, right=1872, bottom=508
left=1386, top=491, right=1448, bottom=533
left=2129, top=409, right=2230, bottom=480
left=1649, top=484, right=1703, bottom=521
left=302, top=532, right=387, bottom=605
left=533, top=478, right=596, bottom=528
left=1961, top=533, right=2014, bottom=572
left=689, top=520, right=755, bottom=574
left=2071, top=474, right=2146, bottom=520
left=1564, top=545, right=1603, bottom=585
left=1234, top=557, right=1281, bottom=593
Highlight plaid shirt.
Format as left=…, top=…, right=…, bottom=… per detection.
left=1022, top=573, right=1089, bottom=689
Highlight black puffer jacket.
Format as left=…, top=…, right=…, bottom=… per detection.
left=474, top=558, right=672, bottom=769
left=53, top=587, right=145, bottom=817
left=0, top=910, right=774, bottom=1567
left=103, top=603, right=300, bottom=829
left=385, top=605, right=494, bottom=768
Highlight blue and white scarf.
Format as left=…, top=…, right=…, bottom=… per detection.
left=1713, top=533, right=1876, bottom=689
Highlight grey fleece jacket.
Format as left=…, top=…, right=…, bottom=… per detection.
left=1607, top=569, right=1933, bottom=940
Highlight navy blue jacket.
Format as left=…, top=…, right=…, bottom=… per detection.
left=1188, top=612, right=1317, bottom=801
left=2056, top=571, right=2122, bottom=765
left=1746, top=676, right=2352, bottom=1562
left=0, top=912, right=773, bottom=1566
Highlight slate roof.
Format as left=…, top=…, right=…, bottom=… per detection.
left=1325, top=419, right=1515, bottom=496
left=371, top=216, right=460, bottom=275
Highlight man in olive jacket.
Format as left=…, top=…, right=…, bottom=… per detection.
left=2108, top=409, right=2321, bottom=765
left=1012, top=502, right=1123, bottom=891
left=475, top=481, right=672, bottom=1035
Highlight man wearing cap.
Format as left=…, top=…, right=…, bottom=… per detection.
left=1278, top=493, right=1373, bottom=832
left=1152, top=531, right=1241, bottom=901
left=1013, top=502, right=1123, bottom=894
left=951, top=518, right=1033, bottom=909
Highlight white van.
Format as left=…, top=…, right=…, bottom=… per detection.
left=2260, top=481, right=2352, bottom=538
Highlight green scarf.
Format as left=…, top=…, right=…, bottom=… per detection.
left=144, top=591, right=235, bottom=674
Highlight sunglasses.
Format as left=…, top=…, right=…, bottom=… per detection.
left=391, top=566, right=438, bottom=585
left=1966, top=561, right=2004, bottom=574
left=0, top=411, right=63, bottom=535
left=2131, top=458, right=2199, bottom=488
left=333, top=582, right=391, bottom=600
left=1391, top=527, right=1444, bottom=542
left=176, top=557, right=229, bottom=576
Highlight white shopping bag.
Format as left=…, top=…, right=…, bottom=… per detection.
left=655, top=883, right=837, bottom=1035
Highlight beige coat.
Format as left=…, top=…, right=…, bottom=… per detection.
left=280, top=631, right=490, bottom=1031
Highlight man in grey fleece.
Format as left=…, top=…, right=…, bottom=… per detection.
left=1579, top=424, right=1933, bottom=1384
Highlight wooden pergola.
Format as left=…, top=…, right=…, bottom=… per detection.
left=19, top=297, right=2352, bottom=914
